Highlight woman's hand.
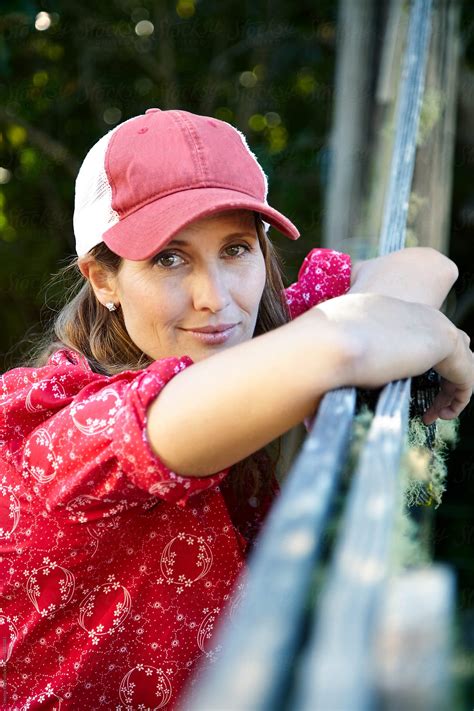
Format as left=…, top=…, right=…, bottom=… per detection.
left=349, top=247, right=458, bottom=310
left=314, top=293, right=474, bottom=423
left=421, top=330, right=474, bottom=425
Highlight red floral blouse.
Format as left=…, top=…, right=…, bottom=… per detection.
left=0, top=248, right=351, bottom=710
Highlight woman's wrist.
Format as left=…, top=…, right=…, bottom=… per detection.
left=301, top=302, right=364, bottom=393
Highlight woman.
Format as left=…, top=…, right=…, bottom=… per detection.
left=0, top=108, right=472, bottom=710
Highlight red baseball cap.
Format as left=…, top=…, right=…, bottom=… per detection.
left=73, top=108, right=300, bottom=260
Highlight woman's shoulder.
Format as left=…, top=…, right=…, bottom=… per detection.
left=0, top=346, right=195, bottom=420
left=2, top=346, right=95, bottom=385
left=0, top=347, right=102, bottom=412
left=45, top=346, right=92, bottom=370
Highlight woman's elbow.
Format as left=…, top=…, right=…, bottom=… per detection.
left=427, top=247, right=459, bottom=288
left=445, top=255, right=459, bottom=286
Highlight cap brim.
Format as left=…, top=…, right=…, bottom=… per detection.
left=102, top=187, right=300, bottom=260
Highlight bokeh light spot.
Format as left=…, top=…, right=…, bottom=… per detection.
left=103, top=108, right=122, bottom=125
left=35, top=12, right=52, bottom=31
left=135, top=20, right=154, bottom=37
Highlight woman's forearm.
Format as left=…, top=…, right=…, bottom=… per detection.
left=146, top=310, right=357, bottom=477
left=349, top=247, right=458, bottom=309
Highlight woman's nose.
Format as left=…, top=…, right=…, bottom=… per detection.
left=191, top=266, right=232, bottom=313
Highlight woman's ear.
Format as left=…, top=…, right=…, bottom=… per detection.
left=78, top=257, right=119, bottom=308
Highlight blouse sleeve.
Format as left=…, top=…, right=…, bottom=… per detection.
left=109, top=358, right=232, bottom=508
left=283, top=248, right=352, bottom=320
left=1, top=351, right=231, bottom=511
left=282, top=249, right=352, bottom=432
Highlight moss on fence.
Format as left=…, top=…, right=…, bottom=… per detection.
left=338, top=402, right=460, bottom=569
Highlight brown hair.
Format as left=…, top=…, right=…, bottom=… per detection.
left=19, top=213, right=292, bottom=508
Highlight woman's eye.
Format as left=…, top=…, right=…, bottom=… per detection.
left=152, top=244, right=250, bottom=268
left=226, top=244, right=249, bottom=257
left=153, top=252, right=183, bottom=268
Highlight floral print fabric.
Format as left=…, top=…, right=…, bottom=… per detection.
left=0, top=248, right=351, bottom=710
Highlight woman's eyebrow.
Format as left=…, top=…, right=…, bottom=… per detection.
left=167, top=232, right=258, bottom=246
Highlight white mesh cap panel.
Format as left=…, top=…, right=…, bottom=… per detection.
left=73, top=116, right=140, bottom=257
left=234, top=126, right=271, bottom=234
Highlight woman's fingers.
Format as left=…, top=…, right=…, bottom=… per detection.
left=422, top=334, right=474, bottom=426
left=422, top=379, right=473, bottom=425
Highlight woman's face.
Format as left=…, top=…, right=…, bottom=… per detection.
left=98, top=210, right=266, bottom=362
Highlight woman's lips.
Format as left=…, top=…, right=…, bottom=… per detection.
left=183, top=325, right=237, bottom=344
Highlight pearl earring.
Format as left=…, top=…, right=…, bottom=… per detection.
left=106, top=302, right=117, bottom=312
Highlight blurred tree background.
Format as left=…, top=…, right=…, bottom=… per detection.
left=1, top=0, right=474, bottom=697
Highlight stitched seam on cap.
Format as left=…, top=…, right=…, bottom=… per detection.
left=172, top=112, right=208, bottom=183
